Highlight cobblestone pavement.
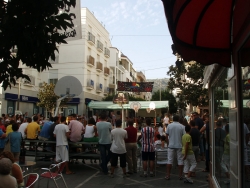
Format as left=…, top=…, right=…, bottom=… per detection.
left=27, top=156, right=209, bottom=188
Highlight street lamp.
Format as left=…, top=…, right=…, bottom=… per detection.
left=113, top=92, right=129, bottom=128
left=149, top=102, right=156, bottom=126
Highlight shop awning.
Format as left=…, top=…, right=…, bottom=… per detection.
left=162, top=0, right=250, bottom=67
left=88, top=101, right=169, bottom=110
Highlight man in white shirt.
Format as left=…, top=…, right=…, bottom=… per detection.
left=18, top=117, right=32, bottom=139
left=110, top=119, right=129, bottom=178
left=165, top=115, right=185, bottom=180
left=53, top=116, right=74, bottom=175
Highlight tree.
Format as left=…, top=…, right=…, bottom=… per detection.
left=37, top=82, right=59, bottom=116
left=151, top=89, right=177, bottom=114
left=167, top=61, right=208, bottom=110
left=0, top=0, right=76, bottom=89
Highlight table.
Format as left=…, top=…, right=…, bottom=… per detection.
left=20, top=161, right=36, bottom=173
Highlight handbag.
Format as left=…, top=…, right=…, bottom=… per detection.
left=3, top=133, right=11, bottom=152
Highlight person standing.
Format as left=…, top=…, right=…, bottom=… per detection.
left=109, top=119, right=129, bottom=178
left=111, top=111, right=116, bottom=128
left=18, top=117, right=32, bottom=139
left=140, top=118, right=155, bottom=177
left=9, top=123, right=22, bottom=162
left=189, top=120, right=200, bottom=162
left=165, top=115, right=185, bottom=180
left=182, top=125, right=197, bottom=184
left=96, top=112, right=112, bottom=175
left=125, top=120, right=138, bottom=174
left=163, top=114, right=169, bottom=132
left=53, top=116, right=74, bottom=175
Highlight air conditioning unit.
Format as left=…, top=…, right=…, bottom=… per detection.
left=87, top=79, right=94, bottom=90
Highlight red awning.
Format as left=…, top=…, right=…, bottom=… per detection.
left=162, top=0, right=235, bottom=67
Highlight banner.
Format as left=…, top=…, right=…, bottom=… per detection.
left=58, top=0, right=82, bottom=41
left=117, top=81, right=154, bottom=92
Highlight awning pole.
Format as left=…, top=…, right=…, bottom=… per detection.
left=122, top=105, right=124, bottom=128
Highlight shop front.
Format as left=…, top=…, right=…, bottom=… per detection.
left=4, top=93, right=40, bottom=116
left=162, top=0, right=250, bottom=187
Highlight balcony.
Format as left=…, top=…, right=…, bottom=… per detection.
left=97, top=40, right=103, bottom=52
left=104, top=47, right=110, bottom=58
left=96, top=83, right=102, bottom=93
left=87, top=55, right=95, bottom=67
left=87, top=32, right=95, bottom=45
left=96, top=62, right=103, bottom=72
left=104, top=67, right=110, bottom=76
left=118, top=64, right=126, bottom=71
left=87, top=79, right=94, bottom=90
left=137, top=71, right=146, bottom=81
left=103, top=87, right=109, bottom=96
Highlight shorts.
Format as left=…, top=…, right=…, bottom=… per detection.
left=167, top=148, right=183, bottom=165
left=111, top=152, right=126, bottom=168
left=56, top=145, right=69, bottom=162
left=141, top=151, right=155, bottom=161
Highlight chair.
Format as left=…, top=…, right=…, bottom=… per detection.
left=23, top=173, right=39, bottom=188
left=39, top=160, right=68, bottom=188
left=155, top=147, right=168, bottom=175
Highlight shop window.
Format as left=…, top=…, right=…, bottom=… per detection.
left=212, top=69, right=230, bottom=186
left=240, top=37, right=250, bottom=187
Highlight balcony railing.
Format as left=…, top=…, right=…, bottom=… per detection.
left=87, top=32, right=95, bottom=45
left=96, top=62, right=103, bottom=72
left=87, top=55, right=95, bottom=67
left=104, top=47, right=110, bottom=58
left=97, top=40, right=103, bottom=52
left=104, top=67, right=110, bottom=76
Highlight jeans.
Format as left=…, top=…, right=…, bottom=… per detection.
left=99, top=144, right=111, bottom=173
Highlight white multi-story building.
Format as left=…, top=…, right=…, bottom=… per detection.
left=0, top=6, right=147, bottom=117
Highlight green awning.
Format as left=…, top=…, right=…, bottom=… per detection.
left=88, top=101, right=169, bottom=109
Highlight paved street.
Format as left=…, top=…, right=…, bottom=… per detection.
left=28, top=157, right=209, bottom=188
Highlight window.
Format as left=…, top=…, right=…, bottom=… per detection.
left=49, top=79, right=58, bottom=85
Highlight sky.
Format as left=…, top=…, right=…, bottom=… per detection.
left=81, top=0, right=176, bottom=79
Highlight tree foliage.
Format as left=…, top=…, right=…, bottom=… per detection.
left=167, top=61, right=208, bottom=110
left=151, top=89, right=177, bottom=114
left=0, top=0, right=76, bottom=89
left=37, top=83, right=59, bottom=114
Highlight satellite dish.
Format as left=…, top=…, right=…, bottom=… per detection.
left=54, top=76, right=82, bottom=97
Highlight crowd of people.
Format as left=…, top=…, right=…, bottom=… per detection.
left=0, top=110, right=234, bottom=185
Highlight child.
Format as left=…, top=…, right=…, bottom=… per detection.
left=182, top=125, right=197, bottom=184
left=154, top=134, right=161, bottom=148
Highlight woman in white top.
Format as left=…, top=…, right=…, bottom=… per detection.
left=158, top=122, right=164, bottom=136
left=83, top=118, right=98, bottom=142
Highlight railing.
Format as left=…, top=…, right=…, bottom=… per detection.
left=88, top=32, right=95, bottom=44
left=96, top=62, right=103, bottom=71
left=87, top=55, right=95, bottom=66
left=104, top=67, right=110, bottom=75
left=104, top=47, right=110, bottom=57
left=97, top=40, right=103, bottom=52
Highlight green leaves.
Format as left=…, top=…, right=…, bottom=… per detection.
left=167, top=61, right=208, bottom=109
left=0, top=0, right=76, bottom=89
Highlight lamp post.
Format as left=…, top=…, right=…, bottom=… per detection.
left=149, top=102, right=156, bottom=126
left=113, top=92, right=129, bottom=128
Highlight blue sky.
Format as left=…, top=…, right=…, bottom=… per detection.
left=81, top=0, right=176, bottom=79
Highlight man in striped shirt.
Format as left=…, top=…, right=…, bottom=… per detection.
left=140, top=118, right=155, bottom=177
